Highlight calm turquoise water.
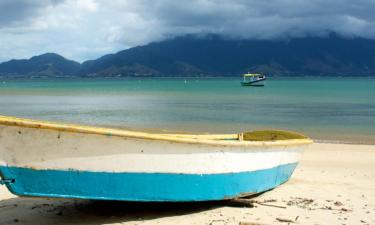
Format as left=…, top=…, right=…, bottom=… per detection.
left=0, top=77, right=374, bottom=143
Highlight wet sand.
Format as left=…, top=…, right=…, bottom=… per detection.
left=1, top=143, right=374, bottom=225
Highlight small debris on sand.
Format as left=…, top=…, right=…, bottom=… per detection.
left=239, top=222, right=267, bottom=225
left=276, top=217, right=295, bottom=223
left=334, top=201, right=343, bottom=206
left=286, top=197, right=314, bottom=209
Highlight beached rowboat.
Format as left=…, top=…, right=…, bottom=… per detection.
left=0, top=115, right=312, bottom=201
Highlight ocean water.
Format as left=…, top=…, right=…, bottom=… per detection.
left=0, top=77, right=374, bottom=144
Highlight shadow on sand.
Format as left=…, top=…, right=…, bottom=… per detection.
left=0, top=195, right=257, bottom=225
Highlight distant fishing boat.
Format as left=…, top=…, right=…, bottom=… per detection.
left=241, top=73, right=266, bottom=86
left=0, top=116, right=312, bottom=201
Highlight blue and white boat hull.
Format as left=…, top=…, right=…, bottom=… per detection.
left=0, top=116, right=312, bottom=201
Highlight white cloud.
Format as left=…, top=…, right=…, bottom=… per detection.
left=1, top=0, right=375, bottom=62
left=76, top=0, right=97, bottom=12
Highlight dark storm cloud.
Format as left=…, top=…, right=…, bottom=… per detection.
left=0, top=0, right=64, bottom=27
left=1, top=0, right=375, bottom=62
left=133, top=0, right=375, bottom=39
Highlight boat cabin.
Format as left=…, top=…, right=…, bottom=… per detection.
left=241, top=73, right=266, bottom=86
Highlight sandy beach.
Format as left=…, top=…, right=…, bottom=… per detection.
left=1, top=142, right=374, bottom=225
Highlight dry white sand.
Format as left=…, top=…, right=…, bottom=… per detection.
left=1, top=143, right=374, bottom=225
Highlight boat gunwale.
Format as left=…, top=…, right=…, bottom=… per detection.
left=0, top=115, right=313, bottom=147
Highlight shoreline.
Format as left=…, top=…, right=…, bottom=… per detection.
left=65, top=123, right=375, bottom=145
left=1, top=114, right=374, bottom=145
left=313, top=139, right=375, bottom=145
left=1, top=142, right=375, bottom=225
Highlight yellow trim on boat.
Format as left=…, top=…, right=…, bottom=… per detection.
left=163, top=133, right=239, bottom=140
left=0, top=115, right=312, bottom=147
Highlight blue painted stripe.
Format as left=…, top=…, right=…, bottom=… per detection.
left=0, top=163, right=298, bottom=201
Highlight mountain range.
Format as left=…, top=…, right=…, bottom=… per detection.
left=1, top=34, right=375, bottom=77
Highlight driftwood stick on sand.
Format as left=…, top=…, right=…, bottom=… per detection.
left=255, top=202, right=287, bottom=209
left=276, top=217, right=295, bottom=223
left=227, top=198, right=287, bottom=209
left=226, top=199, right=256, bottom=208
left=239, top=222, right=268, bottom=225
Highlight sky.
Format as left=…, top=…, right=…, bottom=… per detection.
left=1, top=0, right=375, bottom=63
